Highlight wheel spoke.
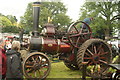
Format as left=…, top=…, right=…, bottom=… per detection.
left=35, top=55, right=39, bottom=61
left=39, top=57, right=43, bottom=64
left=91, top=44, right=94, bottom=52
left=92, top=65, right=97, bottom=73
left=99, top=52, right=108, bottom=56
left=37, top=70, right=42, bottom=77
left=98, top=48, right=104, bottom=55
left=85, top=52, right=92, bottom=57
left=40, top=67, right=47, bottom=73
left=87, top=49, right=94, bottom=55
left=26, top=68, right=34, bottom=73
left=34, top=71, right=37, bottom=77
left=69, top=34, right=80, bottom=38
left=79, top=24, right=85, bottom=34
left=25, top=65, right=34, bottom=68
left=87, top=61, right=93, bottom=65
left=99, top=60, right=107, bottom=64
left=100, top=57, right=106, bottom=59
left=84, top=57, right=92, bottom=60
left=97, top=65, right=101, bottom=73
left=26, top=61, right=34, bottom=65
left=76, top=37, right=80, bottom=46
left=31, top=56, right=35, bottom=61
left=94, top=45, right=97, bottom=54
left=99, top=66, right=107, bottom=74
left=97, top=44, right=103, bottom=53
left=41, top=66, right=49, bottom=69
left=37, top=70, right=40, bottom=75
left=73, top=25, right=79, bottom=33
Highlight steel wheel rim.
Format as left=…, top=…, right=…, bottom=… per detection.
left=23, top=52, right=51, bottom=79
left=83, top=41, right=111, bottom=77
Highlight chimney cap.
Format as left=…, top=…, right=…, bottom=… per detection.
left=33, top=2, right=41, bottom=7
left=33, top=2, right=41, bottom=4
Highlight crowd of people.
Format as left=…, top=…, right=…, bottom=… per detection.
left=0, top=38, right=23, bottom=80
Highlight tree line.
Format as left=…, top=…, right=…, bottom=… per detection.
left=0, top=14, right=19, bottom=33
left=1, top=1, right=120, bottom=39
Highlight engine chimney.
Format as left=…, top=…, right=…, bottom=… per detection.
left=32, top=2, right=41, bottom=37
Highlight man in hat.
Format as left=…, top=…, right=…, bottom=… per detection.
left=81, top=17, right=94, bottom=32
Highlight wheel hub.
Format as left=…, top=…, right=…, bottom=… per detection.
left=92, top=54, right=100, bottom=64
left=94, top=56, right=99, bottom=61
left=34, top=63, right=40, bottom=70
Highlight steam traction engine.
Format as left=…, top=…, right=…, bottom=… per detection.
left=22, top=2, right=112, bottom=79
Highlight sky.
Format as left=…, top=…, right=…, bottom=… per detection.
left=0, top=0, right=85, bottom=22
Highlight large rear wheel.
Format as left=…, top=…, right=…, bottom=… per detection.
left=77, top=39, right=112, bottom=78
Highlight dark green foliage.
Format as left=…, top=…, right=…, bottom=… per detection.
left=0, top=13, right=19, bottom=33
left=6, top=15, right=18, bottom=24
left=20, top=2, right=71, bottom=33
left=2, top=26, right=19, bottom=33
left=79, top=2, right=120, bottom=39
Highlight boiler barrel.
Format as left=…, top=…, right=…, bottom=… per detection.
left=29, top=37, right=72, bottom=53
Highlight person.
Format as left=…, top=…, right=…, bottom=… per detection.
left=81, top=18, right=94, bottom=31
left=6, top=41, right=23, bottom=80
left=4, top=42, right=12, bottom=52
left=0, top=38, right=7, bottom=80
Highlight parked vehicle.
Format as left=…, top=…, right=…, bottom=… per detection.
left=21, top=1, right=112, bottom=79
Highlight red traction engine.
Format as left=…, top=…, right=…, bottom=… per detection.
left=22, top=2, right=112, bottom=79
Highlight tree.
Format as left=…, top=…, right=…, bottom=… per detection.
left=2, top=26, right=19, bottom=33
left=6, top=15, right=18, bottom=26
left=0, top=16, right=12, bottom=27
left=53, top=13, right=71, bottom=26
left=20, top=2, right=71, bottom=32
left=79, top=2, right=119, bottom=40
left=0, top=14, right=19, bottom=33
left=19, top=3, right=33, bottom=32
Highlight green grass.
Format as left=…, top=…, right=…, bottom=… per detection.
left=23, top=61, right=92, bottom=79
left=47, top=61, right=82, bottom=78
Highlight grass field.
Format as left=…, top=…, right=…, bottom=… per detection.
left=47, top=61, right=82, bottom=79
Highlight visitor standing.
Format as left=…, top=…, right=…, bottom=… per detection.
left=0, top=38, right=7, bottom=80
left=6, top=41, right=23, bottom=80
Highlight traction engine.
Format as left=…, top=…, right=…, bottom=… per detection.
left=22, top=2, right=112, bottom=79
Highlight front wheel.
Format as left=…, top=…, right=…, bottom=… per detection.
left=23, top=52, right=51, bottom=79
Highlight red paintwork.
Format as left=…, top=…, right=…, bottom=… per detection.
left=58, top=42, right=72, bottom=53
left=41, top=38, right=72, bottom=53
left=42, top=38, right=58, bottom=53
